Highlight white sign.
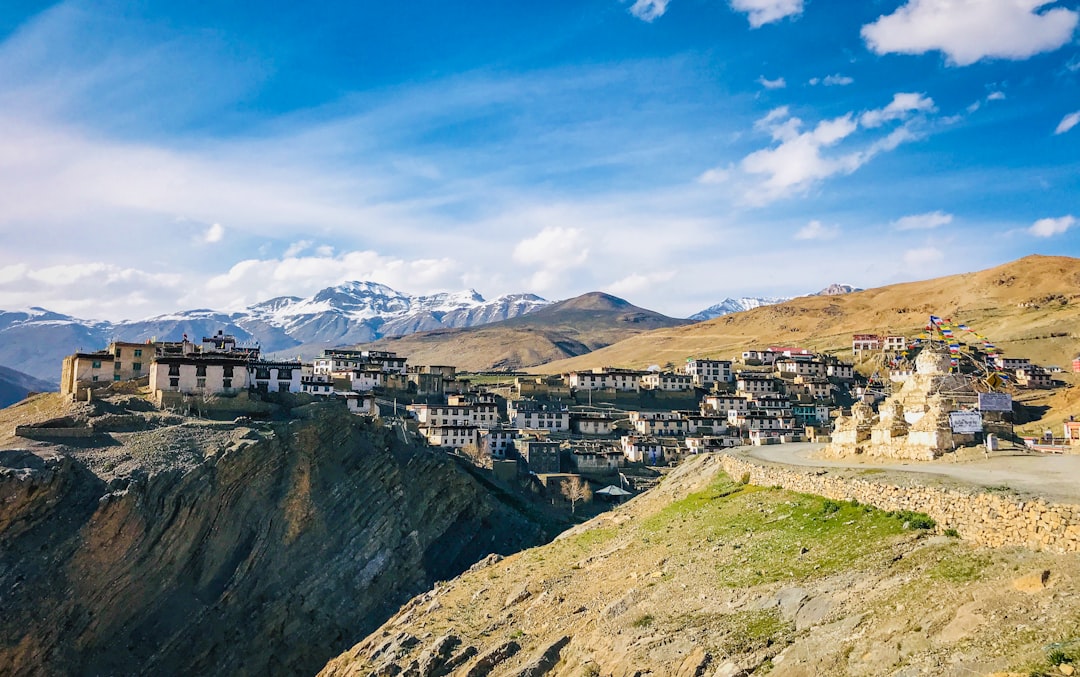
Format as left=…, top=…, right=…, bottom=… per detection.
left=949, top=411, right=983, bottom=434
left=978, top=392, right=1013, bottom=412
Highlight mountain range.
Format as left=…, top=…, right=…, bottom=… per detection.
left=689, top=297, right=791, bottom=321
left=361, top=292, right=692, bottom=372
left=0, top=283, right=550, bottom=383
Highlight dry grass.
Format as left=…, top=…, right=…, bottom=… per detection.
left=533, top=254, right=1080, bottom=374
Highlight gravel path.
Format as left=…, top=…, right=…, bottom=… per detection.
left=741, top=441, right=1080, bottom=503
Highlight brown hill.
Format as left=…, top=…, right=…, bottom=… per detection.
left=534, top=255, right=1080, bottom=373
left=360, top=292, right=691, bottom=371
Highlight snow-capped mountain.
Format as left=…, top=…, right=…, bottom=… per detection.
left=689, top=297, right=791, bottom=321
left=0, top=283, right=550, bottom=383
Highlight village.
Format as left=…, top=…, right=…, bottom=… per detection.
left=52, top=319, right=1080, bottom=503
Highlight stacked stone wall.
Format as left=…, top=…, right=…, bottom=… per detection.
left=718, top=453, right=1080, bottom=553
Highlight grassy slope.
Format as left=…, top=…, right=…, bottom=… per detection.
left=533, top=254, right=1080, bottom=375
left=322, top=454, right=1080, bottom=676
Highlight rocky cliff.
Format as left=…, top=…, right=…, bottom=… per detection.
left=0, top=398, right=550, bottom=676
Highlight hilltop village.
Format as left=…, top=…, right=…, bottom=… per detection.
left=51, top=325, right=1078, bottom=497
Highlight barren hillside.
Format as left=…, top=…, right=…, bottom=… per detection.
left=534, top=255, right=1080, bottom=373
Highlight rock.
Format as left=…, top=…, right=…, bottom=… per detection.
left=675, top=646, right=710, bottom=677
left=1012, top=570, right=1051, bottom=593
left=504, top=584, right=532, bottom=608
left=712, top=661, right=742, bottom=677
left=936, top=602, right=985, bottom=644
left=465, top=642, right=520, bottom=677
left=795, top=594, right=834, bottom=631
left=1060, top=664, right=1075, bottom=676
left=515, top=636, right=570, bottom=677
left=777, top=587, right=808, bottom=621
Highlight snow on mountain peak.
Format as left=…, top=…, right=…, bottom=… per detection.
left=689, top=297, right=790, bottom=321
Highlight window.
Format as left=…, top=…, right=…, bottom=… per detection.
left=223, top=378, right=232, bottom=389
left=278, top=369, right=293, bottom=380
left=196, top=377, right=207, bottom=389
left=170, top=377, right=179, bottom=388
left=92, top=375, right=99, bottom=382
left=255, top=368, right=271, bottom=380
left=196, top=364, right=207, bottom=377
left=278, top=382, right=290, bottom=392
left=114, top=348, right=122, bottom=358
left=114, top=361, right=122, bottom=370
left=134, top=349, right=142, bottom=357
left=223, top=365, right=234, bottom=377
left=133, top=362, right=142, bottom=372
left=113, top=374, right=121, bottom=382
left=91, top=360, right=101, bottom=369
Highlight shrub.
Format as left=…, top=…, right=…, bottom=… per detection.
left=632, top=614, right=655, bottom=628
left=944, top=528, right=960, bottom=538
left=888, top=510, right=936, bottom=530
left=822, top=500, right=841, bottom=515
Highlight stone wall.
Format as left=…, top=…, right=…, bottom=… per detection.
left=718, top=453, right=1080, bottom=554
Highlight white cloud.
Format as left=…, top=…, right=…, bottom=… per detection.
left=758, top=76, right=787, bottom=89
left=202, top=222, right=225, bottom=243
left=629, top=0, right=670, bottom=22
left=892, top=210, right=953, bottom=230
left=1055, top=111, right=1080, bottom=135
left=512, top=227, right=590, bottom=292
left=794, top=220, right=840, bottom=240
left=697, top=166, right=733, bottom=184
left=903, top=246, right=945, bottom=267
left=735, top=94, right=932, bottom=204
left=860, top=92, right=936, bottom=128
left=987, top=91, right=1006, bottom=101
left=284, top=240, right=314, bottom=258
left=605, top=271, right=676, bottom=296
left=0, top=261, right=184, bottom=320
left=823, top=74, right=855, bottom=86
left=730, top=0, right=804, bottom=27
left=862, top=0, right=1080, bottom=66
left=1029, top=215, right=1076, bottom=237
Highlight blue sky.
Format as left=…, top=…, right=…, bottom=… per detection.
left=0, top=0, right=1077, bottom=320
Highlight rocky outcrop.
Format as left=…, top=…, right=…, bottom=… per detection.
left=0, top=406, right=548, bottom=676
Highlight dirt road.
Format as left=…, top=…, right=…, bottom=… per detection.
left=740, top=441, right=1080, bottom=503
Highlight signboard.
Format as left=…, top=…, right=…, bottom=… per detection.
left=978, top=392, right=1013, bottom=412
left=949, top=411, right=983, bottom=434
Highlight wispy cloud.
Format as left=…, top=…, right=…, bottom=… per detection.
left=794, top=220, right=839, bottom=240
left=723, top=93, right=935, bottom=204
left=860, top=93, right=935, bottom=128
left=1055, top=111, right=1080, bottom=135
left=892, top=210, right=953, bottom=230
left=730, top=0, right=804, bottom=28
left=757, top=76, right=787, bottom=89
left=862, top=0, right=1079, bottom=66
left=1029, top=215, right=1076, bottom=237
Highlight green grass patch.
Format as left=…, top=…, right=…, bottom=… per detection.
left=564, top=526, right=618, bottom=552
left=928, top=550, right=992, bottom=583
left=635, top=473, right=912, bottom=588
